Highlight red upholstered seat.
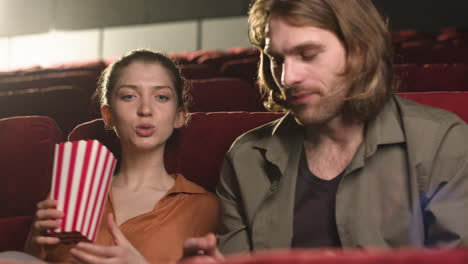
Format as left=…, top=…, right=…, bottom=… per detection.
left=198, top=49, right=259, bottom=73
left=182, top=49, right=225, bottom=65
left=0, top=216, right=35, bottom=252
left=394, top=46, right=468, bottom=64
left=397, top=91, right=468, bottom=123
left=68, top=112, right=285, bottom=191
left=437, top=27, right=468, bottom=47
left=0, top=86, right=97, bottom=137
left=391, top=30, right=436, bottom=46
left=220, top=57, right=260, bottom=85
left=0, top=60, right=105, bottom=135
left=0, top=116, right=62, bottom=251
left=0, top=60, right=105, bottom=95
left=180, top=64, right=219, bottom=79
left=394, top=64, right=468, bottom=92
left=180, top=248, right=468, bottom=264
left=188, top=78, right=265, bottom=112
left=225, top=47, right=259, bottom=57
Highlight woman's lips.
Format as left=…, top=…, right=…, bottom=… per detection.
left=135, top=125, right=155, bottom=137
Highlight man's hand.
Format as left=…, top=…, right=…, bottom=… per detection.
left=181, top=233, right=225, bottom=263
left=70, top=214, right=149, bottom=264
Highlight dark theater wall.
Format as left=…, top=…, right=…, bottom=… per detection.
left=0, top=0, right=467, bottom=37
left=373, top=0, right=468, bottom=32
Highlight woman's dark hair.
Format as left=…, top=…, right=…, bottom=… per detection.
left=97, top=49, right=190, bottom=112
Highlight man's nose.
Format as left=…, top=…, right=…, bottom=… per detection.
left=281, top=59, right=302, bottom=89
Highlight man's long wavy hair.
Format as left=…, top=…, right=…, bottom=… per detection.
left=249, top=0, right=394, bottom=121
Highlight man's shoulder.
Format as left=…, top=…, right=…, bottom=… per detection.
left=227, top=117, right=283, bottom=154
left=393, top=95, right=468, bottom=158
left=394, top=95, right=466, bottom=128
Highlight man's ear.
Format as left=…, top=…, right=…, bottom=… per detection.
left=173, top=108, right=186, bottom=129
left=101, top=105, right=114, bottom=128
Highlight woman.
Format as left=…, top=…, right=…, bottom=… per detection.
left=24, top=50, right=219, bottom=264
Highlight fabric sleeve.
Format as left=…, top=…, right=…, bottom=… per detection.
left=216, top=154, right=252, bottom=254
left=191, top=192, right=220, bottom=237
left=424, top=122, right=468, bottom=246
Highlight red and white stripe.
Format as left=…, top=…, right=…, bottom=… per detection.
left=49, top=140, right=116, bottom=242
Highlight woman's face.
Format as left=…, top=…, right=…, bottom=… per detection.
left=102, top=61, right=185, bottom=153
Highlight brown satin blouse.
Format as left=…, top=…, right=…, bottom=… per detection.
left=29, top=174, right=219, bottom=264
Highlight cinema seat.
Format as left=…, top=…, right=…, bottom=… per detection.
left=68, top=112, right=285, bottom=191
left=198, top=49, right=258, bottom=72
left=0, top=60, right=105, bottom=95
left=0, top=116, right=62, bottom=251
left=220, top=57, right=260, bottom=85
left=180, top=64, right=219, bottom=79
left=0, top=86, right=96, bottom=137
left=397, top=91, right=468, bottom=123
left=180, top=248, right=468, bottom=264
left=394, top=64, right=468, bottom=92
left=188, top=78, right=265, bottom=112
left=394, top=46, right=468, bottom=64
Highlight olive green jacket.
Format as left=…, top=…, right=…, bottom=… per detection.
left=216, top=96, right=468, bottom=253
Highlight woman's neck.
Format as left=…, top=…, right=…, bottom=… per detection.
left=113, top=146, right=173, bottom=191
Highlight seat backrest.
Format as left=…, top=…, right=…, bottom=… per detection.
left=180, top=64, right=219, bottom=80
left=0, top=116, right=62, bottom=217
left=0, top=86, right=97, bottom=137
left=397, top=91, right=468, bottom=123
left=220, top=57, right=260, bottom=85
left=179, top=248, right=468, bottom=264
left=68, top=112, right=285, bottom=191
left=394, top=46, right=468, bottom=64
left=0, top=60, right=105, bottom=95
left=188, top=78, right=265, bottom=112
left=395, top=64, right=468, bottom=92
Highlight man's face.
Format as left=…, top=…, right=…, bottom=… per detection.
left=264, top=15, right=351, bottom=126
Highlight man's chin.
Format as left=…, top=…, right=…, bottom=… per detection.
left=292, top=109, right=338, bottom=127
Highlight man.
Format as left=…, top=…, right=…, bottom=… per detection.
left=184, top=0, right=468, bottom=260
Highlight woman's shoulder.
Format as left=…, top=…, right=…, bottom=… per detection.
left=171, top=174, right=219, bottom=216
left=171, top=174, right=218, bottom=200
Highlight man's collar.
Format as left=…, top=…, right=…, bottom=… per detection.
left=252, top=97, right=406, bottom=175
left=364, top=97, right=406, bottom=157
left=347, top=97, right=406, bottom=173
left=252, top=112, right=304, bottom=177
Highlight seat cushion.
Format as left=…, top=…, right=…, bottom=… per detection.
left=0, top=216, right=34, bottom=251
left=0, top=116, right=62, bottom=217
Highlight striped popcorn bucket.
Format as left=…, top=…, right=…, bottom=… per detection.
left=49, top=140, right=117, bottom=243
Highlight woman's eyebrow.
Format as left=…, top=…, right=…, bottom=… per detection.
left=115, top=85, right=172, bottom=91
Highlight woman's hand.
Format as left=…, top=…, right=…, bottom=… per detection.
left=70, top=213, right=149, bottom=264
left=31, top=198, right=63, bottom=246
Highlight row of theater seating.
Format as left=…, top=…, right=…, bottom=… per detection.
left=181, top=248, right=468, bottom=264
left=1, top=57, right=468, bottom=136
left=1, top=91, right=468, bottom=252
left=391, top=27, right=468, bottom=48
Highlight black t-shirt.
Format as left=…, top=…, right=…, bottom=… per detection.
left=291, top=149, right=343, bottom=248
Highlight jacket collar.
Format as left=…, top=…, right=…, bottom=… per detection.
left=252, top=112, right=304, bottom=179
left=347, top=96, right=406, bottom=173
left=252, top=97, right=406, bottom=176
